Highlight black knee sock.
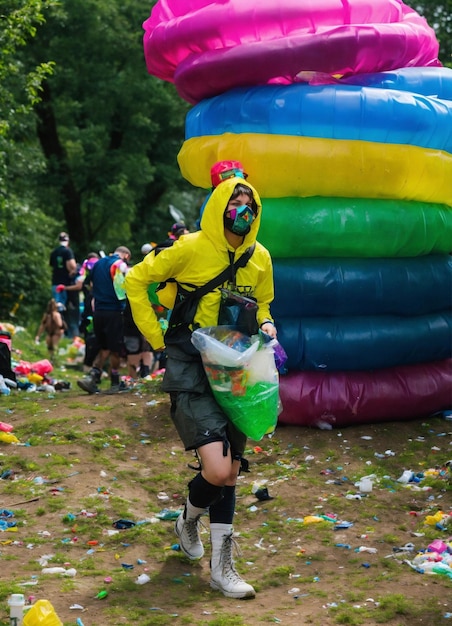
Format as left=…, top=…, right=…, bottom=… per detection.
left=188, top=473, right=223, bottom=509
left=209, top=485, right=236, bottom=524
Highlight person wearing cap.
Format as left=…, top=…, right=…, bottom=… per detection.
left=210, top=160, right=247, bottom=188
left=49, top=232, right=77, bottom=310
left=125, top=176, right=276, bottom=600
left=158, top=222, right=189, bottom=252
left=196, top=161, right=247, bottom=229
left=141, top=223, right=189, bottom=258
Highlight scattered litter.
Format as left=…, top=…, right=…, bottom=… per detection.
left=255, top=487, right=273, bottom=501
left=392, top=543, right=415, bottom=553
left=136, top=573, right=151, bottom=584
left=41, top=566, right=76, bottom=576
left=334, top=522, right=354, bottom=530
left=112, top=519, right=136, bottom=529
left=155, top=508, right=183, bottom=520
left=356, top=546, right=378, bottom=554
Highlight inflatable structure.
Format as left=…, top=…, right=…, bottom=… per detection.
left=143, top=0, right=452, bottom=428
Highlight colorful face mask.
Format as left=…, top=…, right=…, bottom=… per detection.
left=224, top=204, right=256, bottom=235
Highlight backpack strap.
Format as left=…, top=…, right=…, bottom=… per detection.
left=184, top=244, right=255, bottom=301
left=165, top=245, right=256, bottom=351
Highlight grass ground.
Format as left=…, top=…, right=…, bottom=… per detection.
left=0, top=327, right=451, bottom=625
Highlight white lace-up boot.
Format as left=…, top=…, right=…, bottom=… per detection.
left=210, top=523, right=255, bottom=599
left=174, top=500, right=207, bottom=560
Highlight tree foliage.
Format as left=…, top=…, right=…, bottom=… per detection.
left=0, top=0, right=57, bottom=322
left=27, top=0, right=196, bottom=259
left=413, top=0, right=452, bottom=66
left=1, top=0, right=451, bottom=326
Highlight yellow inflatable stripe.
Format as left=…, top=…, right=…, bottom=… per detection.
left=178, top=134, right=452, bottom=206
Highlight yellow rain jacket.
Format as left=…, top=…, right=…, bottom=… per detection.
left=124, top=176, right=274, bottom=350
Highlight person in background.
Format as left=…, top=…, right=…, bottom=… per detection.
left=64, top=284, right=80, bottom=339
left=35, top=298, right=67, bottom=363
left=125, top=176, right=276, bottom=600
left=139, top=229, right=190, bottom=369
left=57, top=253, right=100, bottom=370
left=123, top=298, right=154, bottom=379
left=77, top=246, right=131, bottom=394
left=49, top=232, right=77, bottom=311
left=141, top=223, right=190, bottom=258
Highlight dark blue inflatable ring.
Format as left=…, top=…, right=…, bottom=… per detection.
left=272, top=256, right=452, bottom=318
left=277, top=311, right=452, bottom=371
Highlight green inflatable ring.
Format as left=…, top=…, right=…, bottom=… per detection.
left=258, top=197, right=452, bottom=257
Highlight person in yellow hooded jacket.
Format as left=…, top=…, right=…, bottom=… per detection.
left=125, top=175, right=276, bottom=600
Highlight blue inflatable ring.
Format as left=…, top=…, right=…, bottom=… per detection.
left=186, top=84, right=452, bottom=153
left=341, top=66, right=452, bottom=100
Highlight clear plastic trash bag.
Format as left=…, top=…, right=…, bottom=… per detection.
left=191, top=327, right=280, bottom=440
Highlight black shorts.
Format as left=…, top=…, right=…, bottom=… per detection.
left=162, top=351, right=247, bottom=458
left=93, top=310, right=124, bottom=353
left=124, top=334, right=151, bottom=355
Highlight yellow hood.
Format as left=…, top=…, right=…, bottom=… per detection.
left=125, top=176, right=273, bottom=350
left=200, top=176, right=263, bottom=254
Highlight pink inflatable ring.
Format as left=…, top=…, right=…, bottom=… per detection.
left=143, top=0, right=439, bottom=103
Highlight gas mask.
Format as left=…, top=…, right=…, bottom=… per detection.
left=224, top=204, right=256, bottom=236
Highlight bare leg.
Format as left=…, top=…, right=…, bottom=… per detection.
left=197, top=441, right=240, bottom=487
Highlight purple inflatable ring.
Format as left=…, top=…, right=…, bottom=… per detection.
left=278, top=359, right=452, bottom=429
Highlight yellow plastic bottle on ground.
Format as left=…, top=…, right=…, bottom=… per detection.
left=0, top=431, right=19, bottom=444
left=23, top=600, right=63, bottom=626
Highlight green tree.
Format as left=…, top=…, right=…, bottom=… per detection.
left=27, top=0, right=196, bottom=259
left=412, top=1, right=452, bottom=65
left=0, top=0, right=57, bottom=322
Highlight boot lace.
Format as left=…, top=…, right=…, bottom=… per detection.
left=219, top=533, right=244, bottom=582
left=184, top=515, right=206, bottom=543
